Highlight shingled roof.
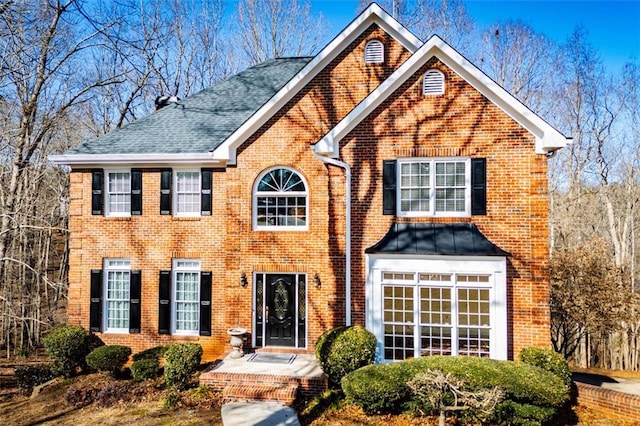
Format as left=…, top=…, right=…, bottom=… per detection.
left=365, top=223, right=510, bottom=256
left=67, top=57, right=313, bottom=156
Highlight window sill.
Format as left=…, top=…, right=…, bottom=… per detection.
left=172, top=216, right=201, bottom=221
left=105, top=216, right=132, bottom=221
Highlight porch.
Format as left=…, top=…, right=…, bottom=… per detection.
left=199, top=351, right=327, bottom=406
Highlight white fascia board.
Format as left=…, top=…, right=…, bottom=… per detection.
left=211, top=3, right=423, bottom=164
left=315, top=35, right=570, bottom=157
left=48, top=153, right=224, bottom=169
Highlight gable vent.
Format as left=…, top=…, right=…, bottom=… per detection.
left=364, top=40, right=384, bottom=63
left=423, top=69, right=445, bottom=95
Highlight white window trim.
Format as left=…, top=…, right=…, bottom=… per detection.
left=104, top=169, right=131, bottom=217
left=253, top=166, right=309, bottom=231
left=173, top=169, right=201, bottom=217
left=366, top=255, right=508, bottom=362
left=171, top=259, right=200, bottom=336
left=364, top=39, right=384, bottom=63
left=103, top=258, right=131, bottom=334
left=423, top=69, right=445, bottom=95
left=397, top=157, right=471, bottom=218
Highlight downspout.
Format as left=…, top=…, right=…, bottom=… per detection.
left=313, top=150, right=352, bottom=326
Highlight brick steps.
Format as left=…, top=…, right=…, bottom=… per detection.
left=223, top=382, right=299, bottom=405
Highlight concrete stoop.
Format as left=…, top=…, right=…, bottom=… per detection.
left=222, top=381, right=299, bottom=405
left=221, top=402, right=301, bottom=426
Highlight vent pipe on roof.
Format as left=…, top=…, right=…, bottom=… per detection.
left=155, top=95, right=180, bottom=110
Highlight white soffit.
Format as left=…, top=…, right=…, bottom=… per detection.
left=314, top=35, right=570, bottom=157
left=211, top=3, right=423, bottom=164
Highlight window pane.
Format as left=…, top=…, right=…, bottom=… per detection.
left=105, top=261, right=130, bottom=330
left=383, top=285, right=415, bottom=360
left=256, top=169, right=306, bottom=227
left=175, top=269, right=199, bottom=332
left=107, top=172, right=131, bottom=214
left=176, top=172, right=200, bottom=214
left=457, top=287, right=490, bottom=357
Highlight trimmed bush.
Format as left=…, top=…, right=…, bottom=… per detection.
left=519, top=347, right=572, bottom=388
left=15, top=364, right=55, bottom=395
left=132, top=345, right=167, bottom=362
left=131, top=357, right=161, bottom=381
left=86, top=345, right=131, bottom=376
left=43, top=325, right=104, bottom=377
left=341, top=355, right=570, bottom=424
left=315, top=325, right=377, bottom=386
left=163, top=343, right=202, bottom=390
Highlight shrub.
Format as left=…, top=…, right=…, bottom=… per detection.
left=43, top=325, right=104, bottom=377
left=342, top=356, right=570, bottom=424
left=519, top=347, right=572, bottom=388
left=163, top=343, right=202, bottom=390
left=131, top=357, right=161, bottom=381
left=86, top=345, right=131, bottom=376
left=132, top=345, right=167, bottom=362
left=14, top=364, right=55, bottom=395
left=342, top=362, right=414, bottom=414
left=315, top=325, right=377, bottom=386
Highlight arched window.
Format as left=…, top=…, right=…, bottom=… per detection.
left=364, top=39, right=384, bottom=63
left=254, top=167, right=308, bottom=229
left=423, top=69, right=445, bottom=95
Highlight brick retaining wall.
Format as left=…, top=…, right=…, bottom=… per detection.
left=575, top=382, right=640, bottom=422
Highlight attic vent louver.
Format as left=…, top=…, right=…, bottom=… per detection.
left=155, top=95, right=180, bottom=110
left=364, top=39, right=384, bottom=63
left=423, top=70, right=445, bottom=95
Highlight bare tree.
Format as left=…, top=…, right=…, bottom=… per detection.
left=0, top=0, right=121, bottom=355
left=235, top=0, right=326, bottom=66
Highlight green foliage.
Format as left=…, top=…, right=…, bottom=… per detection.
left=43, top=325, right=104, bottom=377
left=85, top=345, right=131, bottom=376
left=163, top=343, right=202, bottom=390
left=132, top=345, right=168, bottom=362
left=519, top=347, right=572, bottom=387
left=131, top=357, right=161, bottom=381
left=315, top=325, right=377, bottom=386
left=163, top=389, right=182, bottom=409
left=14, top=364, right=55, bottom=395
left=341, top=362, right=414, bottom=414
left=341, top=356, right=570, bottom=424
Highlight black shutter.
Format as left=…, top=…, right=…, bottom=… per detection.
left=199, top=271, right=212, bottom=336
left=201, top=169, right=212, bottom=216
left=129, top=270, right=141, bottom=333
left=91, top=170, right=104, bottom=215
left=382, top=160, right=396, bottom=215
left=160, top=169, right=172, bottom=215
left=131, top=169, right=142, bottom=215
left=158, top=270, right=172, bottom=334
left=471, top=158, right=487, bottom=216
left=90, top=269, right=103, bottom=332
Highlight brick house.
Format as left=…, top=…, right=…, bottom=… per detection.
left=50, top=4, right=569, bottom=362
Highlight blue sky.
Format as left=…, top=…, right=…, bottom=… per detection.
left=310, top=0, right=640, bottom=72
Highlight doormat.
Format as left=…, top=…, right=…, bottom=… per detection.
left=247, top=353, right=297, bottom=364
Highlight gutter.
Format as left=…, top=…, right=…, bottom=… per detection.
left=312, top=150, right=352, bottom=326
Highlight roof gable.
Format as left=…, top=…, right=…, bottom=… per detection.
left=314, top=35, right=570, bottom=156
left=211, top=3, right=422, bottom=164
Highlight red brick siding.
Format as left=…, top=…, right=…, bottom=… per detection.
left=575, top=382, right=640, bottom=423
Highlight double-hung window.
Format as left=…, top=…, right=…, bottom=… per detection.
left=89, top=260, right=141, bottom=334
left=158, top=261, right=212, bottom=336
left=106, top=172, right=131, bottom=216
left=159, top=169, right=212, bottom=216
left=175, top=171, right=201, bottom=216
left=91, top=169, right=142, bottom=216
left=173, top=260, right=200, bottom=334
left=104, top=259, right=131, bottom=332
left=398, top=158, right=470, bottom=217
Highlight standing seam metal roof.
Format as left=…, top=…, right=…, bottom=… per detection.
left=67, top=57, right=313, bottom=155
left=365, top=223, right=510, bottom=256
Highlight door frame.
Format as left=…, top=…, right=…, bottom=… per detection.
left=252, top=272, right=307, bottom=349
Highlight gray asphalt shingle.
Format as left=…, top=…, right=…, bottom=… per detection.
left=67, top=57, right=313, bottom=155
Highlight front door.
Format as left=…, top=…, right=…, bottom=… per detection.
left=254, top=273, right=306, bottom=348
